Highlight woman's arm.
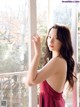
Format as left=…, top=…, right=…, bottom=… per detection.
left=25, top=35, right=41, bottom=86
left=26, top=54, right=40, bottom=86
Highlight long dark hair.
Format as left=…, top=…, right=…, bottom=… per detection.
left=44, top=24, right=76, bottom=89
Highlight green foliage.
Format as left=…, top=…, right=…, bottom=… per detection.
left=78, top=48, right=80, bottom=62
left=39, top=35, right=46, bottom=69
left=37, top=22, right=47, bottom=69
left=0, top=42, right=28, bottom=73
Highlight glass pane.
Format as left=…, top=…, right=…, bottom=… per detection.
left=78, top=5, right=80, bottom=63
left=0, top=73, right=29, bottom=107
left=51, top=0, right=72, bottom=28
left=78, top=35, right=80, bottom=62
left=37, top=0, right=48, bottom=69
left=0, top=0, right=29, bottom=73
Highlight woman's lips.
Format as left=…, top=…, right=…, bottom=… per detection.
left=49, top=45, right=54, bottom=48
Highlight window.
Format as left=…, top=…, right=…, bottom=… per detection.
left=0, top=0, right=29, bottom=73
left=0, top=1, right=29, bottom=107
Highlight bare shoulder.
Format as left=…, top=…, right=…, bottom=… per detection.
left=51, top=57, right=67, bottom=72
left=52, top=57, right=66, bottom=64
left=47, top=56, right=67, bottom=69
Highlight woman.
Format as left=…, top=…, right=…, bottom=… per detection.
left=25, top=24, right=76, bottom=107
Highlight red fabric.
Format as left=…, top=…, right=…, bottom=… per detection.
left=39, top=80, right=65, bottom=107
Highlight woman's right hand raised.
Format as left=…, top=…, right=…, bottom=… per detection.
left=32, top=34, right=41, bottom=56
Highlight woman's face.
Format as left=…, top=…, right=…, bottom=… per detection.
left=47, top=28, right=62, bottom=52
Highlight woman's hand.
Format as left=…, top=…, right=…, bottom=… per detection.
left=32, top=34, right=41, bottom=55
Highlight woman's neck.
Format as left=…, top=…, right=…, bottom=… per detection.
left=52, top=51, right=60, bottom=59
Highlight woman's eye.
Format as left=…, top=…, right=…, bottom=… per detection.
left=48, top=36, right=51, bottom=38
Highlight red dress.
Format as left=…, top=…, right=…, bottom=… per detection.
left=39, top=80, right=65, bottom=107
